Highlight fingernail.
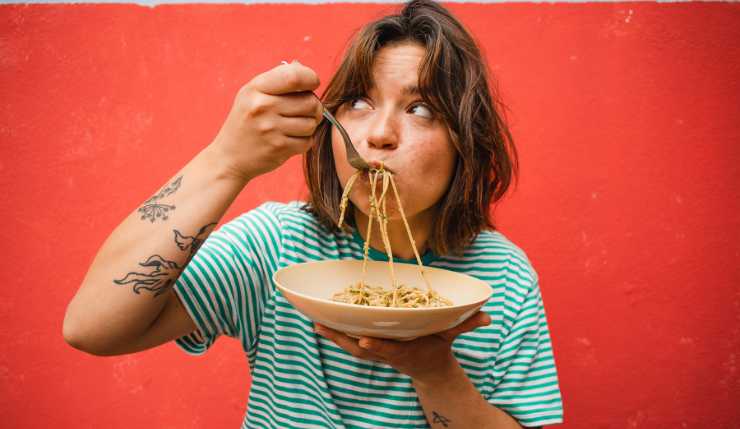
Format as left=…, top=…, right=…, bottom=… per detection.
left=359, top=338, right=371, bottom=349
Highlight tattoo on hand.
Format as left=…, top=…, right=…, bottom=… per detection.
left=432, top=411, right=451, bottom=427
left=138, top=176, right=183, bottom=222
left=114, top=222, right=217, bottom=296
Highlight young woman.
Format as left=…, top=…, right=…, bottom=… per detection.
left=64, top=1, right=563, bottom=427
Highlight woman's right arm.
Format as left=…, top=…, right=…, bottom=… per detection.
left=63, top=61, right=323, bottom=356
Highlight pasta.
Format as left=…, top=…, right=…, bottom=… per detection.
left=331, top=165, right=453, bottom=308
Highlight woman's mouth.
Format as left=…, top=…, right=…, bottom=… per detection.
left=365, top=160, right=394, bottom=174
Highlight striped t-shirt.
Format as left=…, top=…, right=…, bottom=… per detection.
left=174, top=201, right=564, bottom=428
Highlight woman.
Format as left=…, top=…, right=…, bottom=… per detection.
left=64, top=1, right=564, bottom=427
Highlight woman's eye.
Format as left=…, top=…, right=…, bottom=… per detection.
left=350, top=99, right=372, bottom=110
left=410, top=104, right=434, bottom=119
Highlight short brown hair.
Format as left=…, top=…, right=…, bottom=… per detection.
left=304, top=0, right=517, bottom=256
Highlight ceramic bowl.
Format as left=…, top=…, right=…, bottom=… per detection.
left=273, top=259, right=492, bottom=340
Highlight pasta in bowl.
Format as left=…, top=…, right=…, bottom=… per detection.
left=273, top=259, right=492, bottom=340
left=273, top=165, right=491, bottom=340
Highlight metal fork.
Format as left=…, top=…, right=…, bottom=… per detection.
left=317, top=102, right=370, bottom=171
left=279, top=61, right=369, bottom=170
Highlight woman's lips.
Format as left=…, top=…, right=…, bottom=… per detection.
left=365, top=160, right=394, bottom=173
left=354, top=167, right=402, bottom=197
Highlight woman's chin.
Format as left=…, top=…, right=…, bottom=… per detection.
left=351, top=201, right=409, bottom=223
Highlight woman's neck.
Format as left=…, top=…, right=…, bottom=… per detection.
left=353, top=207, right=435, bottom=260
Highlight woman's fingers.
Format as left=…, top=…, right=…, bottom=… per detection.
left=314, top=324, right=381, bottom=361
left=357, top=337, right=404, bottom=359
left=278, top=116, right=321, bottom=138
left=275, top=92, right=324, bottom=121
left=211, top=61, right=323, bottom=179
left=252, top=62, right=320, bottom=96
left=437, top=311, right=491, bottom=342
left=281, top=136, right=314, bottom=153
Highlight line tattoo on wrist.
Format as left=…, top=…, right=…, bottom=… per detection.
left=432, top=411, right=451, bottom=427
left=113, top=222, right=217, bottom=296
left=138, top=176, right=183, bottom=222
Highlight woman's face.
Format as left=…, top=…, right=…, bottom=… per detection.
left=332, top=42, right=457, bottom=222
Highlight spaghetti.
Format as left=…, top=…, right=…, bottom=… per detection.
left=331, top=165, right=453, bottom=308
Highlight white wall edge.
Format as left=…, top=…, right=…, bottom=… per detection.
left=1, top=0, right=736, bottom=5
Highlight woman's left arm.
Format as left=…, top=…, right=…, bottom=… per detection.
left=314, top=311, right=523, bottom=429
left=410, top=357, right=521, bottom=428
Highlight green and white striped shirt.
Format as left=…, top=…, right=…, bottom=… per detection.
left=174, top=202, right=564, bottom=428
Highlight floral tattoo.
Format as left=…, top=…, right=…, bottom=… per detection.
left=138, top=176, right=182, bottom=223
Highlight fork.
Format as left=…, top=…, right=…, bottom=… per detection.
left=279, top=60, right=369, bottom=170
left=314, top=95, right=370, bottom=171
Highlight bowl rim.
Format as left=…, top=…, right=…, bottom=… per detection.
left=273, top=259, right=493, bottom=313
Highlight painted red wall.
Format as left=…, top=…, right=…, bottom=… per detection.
left=1, top=3, right=739, bottom=428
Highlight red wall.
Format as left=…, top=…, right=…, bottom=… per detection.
left=1, top=3, right=739, bottom=428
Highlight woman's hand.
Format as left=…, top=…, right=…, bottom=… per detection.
left=314, top=311, right=492, bottom=383
left=209, top=61, right=324, bottom=183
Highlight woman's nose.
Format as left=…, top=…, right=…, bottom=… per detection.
left=365, top=110, right=399, bottom=150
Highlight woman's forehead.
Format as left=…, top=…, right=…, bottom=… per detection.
left=368, top=43, right=425, bottom=95
left=372, top=43, right=425, bottom=73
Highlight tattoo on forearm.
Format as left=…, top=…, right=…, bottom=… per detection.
left=113, top=254, right=181, bottom=296
left=174, top=222, right=216, bottom=259
left=138, top=176, right=183, bottom=222
left=113, top=222, right=217, bottom=296
left=432, top=411, right=451, bottom=427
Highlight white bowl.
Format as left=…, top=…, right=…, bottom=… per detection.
left=273, top=259, right=492, bottom=340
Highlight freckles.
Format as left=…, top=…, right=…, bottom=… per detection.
left=413, top=149, right=447, bottom=175
left=405, top=150, right=424, bottom=167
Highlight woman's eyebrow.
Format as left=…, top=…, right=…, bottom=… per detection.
left=401, top=85, right=421, bottom=97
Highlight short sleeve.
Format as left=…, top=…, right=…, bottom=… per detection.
left=174, top=203, right=285, bottom=355
left=486, top=254, right=564, bottom=427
